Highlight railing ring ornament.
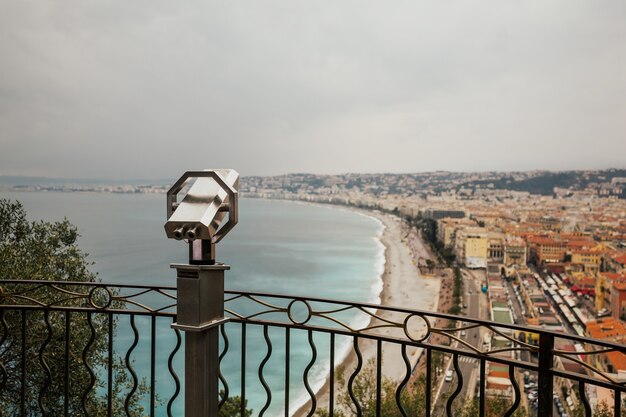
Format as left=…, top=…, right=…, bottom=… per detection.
left=403, top=313, right=430, bottom=343
left=287, top=299, right=313, bottom=325
left=88, top=286, right=113, bottom=310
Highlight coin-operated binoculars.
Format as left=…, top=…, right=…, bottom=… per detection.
left=165, top=169, right=239, bottom=264
left=164, top=169, right=238, bottom=417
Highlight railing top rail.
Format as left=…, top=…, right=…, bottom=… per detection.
left=225, top=288, right=626, bottom=354
left=0, top=279, right=177, bottom=291
left=0, top=279, right=177, bottom=316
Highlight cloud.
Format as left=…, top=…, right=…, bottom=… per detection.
left=1, top=1, right=625, bottom=178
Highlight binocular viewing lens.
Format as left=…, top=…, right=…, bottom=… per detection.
left=172, top=225, right=199, bottom=241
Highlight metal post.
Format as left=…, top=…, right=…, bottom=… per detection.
left=538, top=333, right=554, bottom=417
left=172, top=263, right=230, bottom=417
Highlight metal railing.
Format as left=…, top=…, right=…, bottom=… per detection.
left=0, top=280, right=179, bottom=417
left=1, top=279, right=626, bottom=416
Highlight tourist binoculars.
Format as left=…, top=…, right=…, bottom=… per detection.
left=164, top=169, right=239, bottom=263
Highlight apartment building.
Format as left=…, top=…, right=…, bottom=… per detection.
left=504, top=237, right=527, bottom=267
left=571, top=250, right=602, bottom=274
left=528, top=236, right=567, bottom=263
left=585, top=317, right=626, bottom=375
left=436, top=217, right=475, bottom=249
left=455, top=227, right=488, bottom=269
left=487, top=233, right=505, bottom=263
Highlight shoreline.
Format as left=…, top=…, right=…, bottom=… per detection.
left=292, top=205, right=441, bottom=416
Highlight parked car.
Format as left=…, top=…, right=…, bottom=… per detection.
left=524, top=382, right=537, bottom=391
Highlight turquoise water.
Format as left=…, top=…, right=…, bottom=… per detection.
left=1, top=192, right=384, bottom=416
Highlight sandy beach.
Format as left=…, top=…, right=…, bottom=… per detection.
left=293, top=210, right=442, bottom=416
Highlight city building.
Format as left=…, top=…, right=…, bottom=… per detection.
left=455, top=227, right=488, bottom=269
left=487, top=233, right=505, bottom=264
left=529, top=236, right=567, bottom=264
left=585, top=317, right=626, bottom=376
left=503, top=237, right=527, bottom=267
left=571, top=250, right=602, bottom=273
left=423, top=209, right=465, bottom=220
left=607, top=275, right=626, bottom=320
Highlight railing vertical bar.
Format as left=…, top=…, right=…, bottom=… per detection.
left=579, top=381, right=591, bottom=417
left=38, top=310, right=52, bottom=417
left=107, top=314, right=113, bottom=417
left=150, top=316, right=156, bottom=417
left=82, top=312, right=97, bottom=417
left=167, top=324, right=182, bottom=417
left=503, top=364, right=521, bottom=417
left=538, top=333, right=554, bottom=417
left=425, top=348, right=432, bottom=417
left=615, top=389, right=621, bottom=417
left=479, top=359, right=486, bottom=417
left=329, top=333, right=335, bottom=417
left=124, top=314, right=139, bottom=417
left=446, top=354, right=463, bottom=417
left=375, top=340, right=382, bottom=417
left=285, top=327, right=290, bottom=417
left=258, top=324, right=273, bottom=417
left=241, top=323, right=246, bottom=417
left=0, top=309, right=7, bottom=417
left=303, top=329, right=318, bottom=417
left=395, top=344, right=411, bottom=417
left=65, top=311, right=71, bottom=417
left=348, top=336, right=363, bottom=417
left=218, top=324, right=230, bottom=410
left=20, top=309, right=26, bottom=417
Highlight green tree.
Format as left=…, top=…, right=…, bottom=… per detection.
left=459, top=396, right=526, bottom=417
left=219, top=391, right=252, bottom=417
left=570, top=397, right=626, bottom=417
left=315, top=359, right=532, bottom=417
left=0, top=199, right=149, bottom=416
left=316, top=360, right=428, bottom=417
left=425, top=259, right=436, bottom=273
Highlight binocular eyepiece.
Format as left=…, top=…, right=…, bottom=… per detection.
left=172, top=225, right=200, bottom=241
left=164, top=169, right=239, bottom=264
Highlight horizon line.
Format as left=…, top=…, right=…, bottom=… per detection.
left=1, top=166, right=626, bottom=183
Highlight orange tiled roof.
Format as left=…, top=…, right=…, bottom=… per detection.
left=568, top=240, right=596, bottom=249
left=488, top=370, right=509, bottom=379
left=487, top=382, right=511, bottom=390
left=612, top=280, right=626, bottom=291
left=602, top=273, right=623, bottom=281
left=586, top=317, right=626, bottom=340
left=531, top=238, right=564, bottom=246
left=606, top=351, right=626, bottom=372
left=613, top=255, right=626, bottom=265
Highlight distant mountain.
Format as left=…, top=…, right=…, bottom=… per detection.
left=458, top=169, right=626, bottom=196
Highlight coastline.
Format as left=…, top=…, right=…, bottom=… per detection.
left=292, top=205, right=441, bottom=416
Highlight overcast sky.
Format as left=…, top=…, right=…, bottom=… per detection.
left=1, top=2, right=625, bottom=179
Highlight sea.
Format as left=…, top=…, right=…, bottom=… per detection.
left=0, top=191, right=385, bottom=416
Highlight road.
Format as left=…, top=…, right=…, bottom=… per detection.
left=432, top=270, right=565, bottom=416
left=432, top=269, right=484, bottom=415
left=503, top=278, right=532, bottom=365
